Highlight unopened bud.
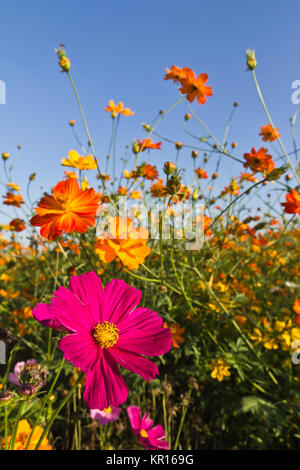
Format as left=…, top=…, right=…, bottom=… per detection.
left=132, top=141, right=139, bottom=154
left=142, top=123, right=151, bottom=131
left=175, top=142, right=183, bottom=150
left=191, top=150, right=198, bottom=159
left=163, top=161, right=177, bottom=175
left=0, top=391, right=13, bottom=402
left=267, top=165, right=288, bottom=181
left=20, top=384, right=36, bottom=397
left=246, top=49, right=257, bottom=70
left=2, top=152, right=9, bottom=160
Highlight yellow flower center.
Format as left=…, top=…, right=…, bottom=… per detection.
left=140, top=429, right=148, bottom=438
left=93, top=321, right=119, bottom=349
left=103, top=406, right=112, bottom=414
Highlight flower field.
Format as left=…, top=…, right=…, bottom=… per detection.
left=1, top=46, right=300, bottom=451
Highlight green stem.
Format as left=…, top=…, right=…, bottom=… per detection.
left=25, top=357, right=65, bottom=450
left=34, top=372, right=84, bottom=450
left=251, top=69, right=300, bottom=184
left=9, top=400, right=25, bottom=450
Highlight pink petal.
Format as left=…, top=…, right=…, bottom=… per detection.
left=49, top=286, right=94, bottom=334
left=110, top=348, right=159, bottom=381
left=69, top=271, right=104, bottom=325
left=103, top=279, right=141, bottom=324
left=147, top=436, right=169, bottom=450
left=117, top=307, right=172, bottom=356
left=32, top=303, right=68, bottom=332
left=148, top=424, right=166, bottom=439
left=141, top=413, right=154, bottom=430
left=127, top=406, right=141, bottom=433
left=58, top=333, right=99, bottom=373
left=83, top=352, right=128, bottom=410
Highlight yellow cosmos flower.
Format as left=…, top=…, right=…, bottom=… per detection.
left=210, top=358, right=231, bottom=382
left=3, top=419, right=52, bottom=450
left=7, top=182, right=21, bottom=192
left=105, top=100, right=135, bottom=119
left=61, top=150, right=98, bottom=170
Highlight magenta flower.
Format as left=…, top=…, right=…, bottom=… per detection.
left=90, top=406, right=121, bottom=425
left=127, top=406, right=169, bottom=450
left=33, top=271, right=172, bottom=410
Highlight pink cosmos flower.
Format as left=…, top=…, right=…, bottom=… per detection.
left=90, top=406, right=121, bottom=425
left=127, top=406, right=169, bottom=450
left=32, top=271, right=172, bottom=410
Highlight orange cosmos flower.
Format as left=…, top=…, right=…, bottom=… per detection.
left=30, top=178, right=101, bottom=240
left=221, top=178, right=240, bottom=196
left=164, top=65, right=192, bottom=83
left=239, top=172, right=259, bottom=183
left=94, top=217, right=151, bottom=271
left=259, top=124, right=281, bottom=142
left=64, top=170, right=78, bottom=179
left=3, top=419, right=52, bottom=450
left=293, top=299, right=300, bottom=326
left=281, top=189, right=300, bottom=215
left=3, top=192, right=24, bottom=207
left=195, top=168, right=209, bottom=179
left=163, top=322, right=184, bottom=348
left=136, top=139, right=162, bottom=152
left=130, top=190, right=142, bottom=199
left=132, top=164, right=159, bottom=181
left=179, top=71, right=213, bottom=105
left=293, top=299, right=300, bottom=314
left=105, top=99, right=135, bottom=118
left=61, top=150, right=98, bottom=171
left=243, top=147, right=275, bottom=175
left=118, top=186, right=128, bottom=195
left=150, top=179, right=166, bottom=197
left=9, top=218, right=26, bottom=232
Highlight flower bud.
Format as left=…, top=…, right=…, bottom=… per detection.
left=246, top=49, right=257, bottom=70
left=132, top=141, right=139, bottom=154
left=192, top=189, right=198, bottom=200
left=69, top=120, right=76, bottom=126
left=212, top=172, right=219, bottom=179
left=191, top=150, right=198, bottom=159
left=59, top=56, right=71, bottom=72
left=2, top=152, right=9, bottom=160
left=267, top=165, right=288, bottom=181
left=29, top=173, right=36, bottom=181
left=184, top=113, right=191, bottom=121
left=20, top=384, right=36, bottom=396
left=163, top=161, right=177, bottom=175
left=175, top=142, right=183, bottom=150
left=142, top=123, right=151, bottom=131
left=55, top=46, right=71, bottom=72
left=0, top=390, right=13, bottom=402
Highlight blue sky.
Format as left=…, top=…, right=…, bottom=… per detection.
left=1, top=0, right=300, bottom=224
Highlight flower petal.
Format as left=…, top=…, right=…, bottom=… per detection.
left=117, top=307, right=172, bottom=356
left=103, top=279, right=141, bottom=324
left=110, top=348, right=159, bottom=381
left=83, top=352, right=128, bottom=410
left=58, top=333, right=99, bottom=373
left=49, top=286, right=94, bottom=333
left=32, top=303, right=68, bottom=332
left=69, top=271, right=104, bottom=325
